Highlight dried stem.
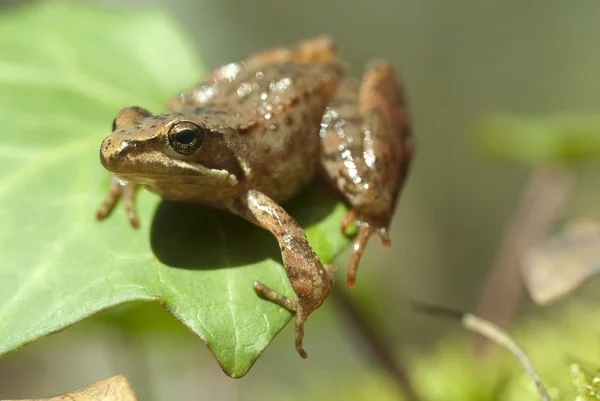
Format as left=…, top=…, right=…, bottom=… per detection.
left=414, top=303, right=550, bottom=401
left=463, top=314, right=550, bottom=401
left=473, top=165, right=575, bottom=355
left=332, top=286, right=421, bottom=401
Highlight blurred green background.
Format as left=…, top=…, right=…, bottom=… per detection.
left=2, top=0, right=600, bottom=400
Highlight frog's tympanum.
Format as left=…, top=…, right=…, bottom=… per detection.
left=97, top=36, right=413, bottom=358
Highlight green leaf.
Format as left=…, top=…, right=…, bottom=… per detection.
left=0, top=3, right=349, bottom=377
left=475, top=114, right=600, bottom=164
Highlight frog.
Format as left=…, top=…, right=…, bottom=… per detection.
left=96, top=35, right=413, bottom=358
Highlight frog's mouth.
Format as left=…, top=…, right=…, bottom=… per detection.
left=100, top=135, right=239, bottom=186
left=108, top=162, right=238, bottom=185
left=102, top=156, right=239, bottom=188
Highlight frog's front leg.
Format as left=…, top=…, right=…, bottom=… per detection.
left=320, top=61, right=413, bottom=289
left=96, top=176, right=139, bottom=228
left=96, top=106, right=151, bottom=228
left=228, top=190, right=333, bottom=359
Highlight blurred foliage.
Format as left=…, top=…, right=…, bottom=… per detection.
left=9, top=299, right=600, bottom=400
left=476, top=114, right=600, bottom=164
left=570, top=364, right=600, bottom=401
left=275, top=302, right=600, bottom=401
left=11, top=300, right=600, bottom=400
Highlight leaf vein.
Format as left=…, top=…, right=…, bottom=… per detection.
left=212, top=215, right=241, bottom=369
left=0, top=137, right=96, bottom=199
left=0, top=61, right=129, bottom=107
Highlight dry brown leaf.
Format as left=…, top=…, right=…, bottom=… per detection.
left=5, top=374, right=137, bottom=401
left=522, top=217, right=600, bottom=304
left=473, top=166, right=574, bottom=354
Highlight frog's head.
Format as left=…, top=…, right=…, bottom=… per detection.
left=100, top=106, right=244, bottom=197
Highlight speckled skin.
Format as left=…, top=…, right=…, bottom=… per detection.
left=97, top=36, right=413, bottom=358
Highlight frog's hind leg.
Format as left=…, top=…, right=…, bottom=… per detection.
left=96, top=176, right=140, bottom=228
left=319, top=60, right=413, bottom=289
left=228, top=190, right=333, bottom=359
left=243, top=35, right=338, bottom=66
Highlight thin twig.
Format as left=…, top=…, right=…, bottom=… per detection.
left=473, top=165, right=574, bottom=355
left=463, top=314, right=550, bottom=401
left=332, top=286, right=421, bottom=401
left=414, top=302, right=550, bottom=401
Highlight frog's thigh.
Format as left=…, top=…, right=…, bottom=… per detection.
left=245, top=35, right=337, bottom=67
left=319, top=61, right=412, bottom=288
left=320, top=60, right=411, bottom=217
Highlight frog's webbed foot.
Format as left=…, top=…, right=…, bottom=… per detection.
left=96, top=175, right=140, bottom=228
left=342, top=209, right=392, bottom=288
left=320, top=61, right=413, bottom=289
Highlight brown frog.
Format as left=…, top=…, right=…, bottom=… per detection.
left=97, top=36, right=413, bottom=358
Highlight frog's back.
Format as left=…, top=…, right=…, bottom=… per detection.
left=172, top=61, right=344, bottom=203
left=171, top=61, right=343, bottom=129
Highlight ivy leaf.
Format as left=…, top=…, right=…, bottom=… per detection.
left=0, top=3, right=349, bottom=377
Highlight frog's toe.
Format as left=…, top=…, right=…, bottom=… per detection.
left=297, top=345, right=308, bottom=359
left=96, top=204, right=111, bottom=221
left=294, top=314, right=308, bottom=359
left=122, top=181, right=140, bottom=228
left=377, top=227, right=392, bottom=248
left=346, top=224, right=372, bottom=289
left=96, top=176, right=140, bottom=228
left=346, top=216, right=392, bottom=289
left=127, top=212, right=140, bottom=229
left=253, top=280, right=297, bottom=312
left=340, top=208, right=359, bottom=235
left=96, top=176, right=124, bottom=222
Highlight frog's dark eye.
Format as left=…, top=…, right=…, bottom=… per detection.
left=111, top=118, right=117, bottom=132
left=167, top=122, right=205, bottom=155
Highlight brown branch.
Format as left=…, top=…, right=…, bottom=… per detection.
left=473, top=165, right=575, bottom=355
left=332, top=286, right=421, bottom=401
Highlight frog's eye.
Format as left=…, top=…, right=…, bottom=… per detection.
left=167, top=122, right=206, bottom=155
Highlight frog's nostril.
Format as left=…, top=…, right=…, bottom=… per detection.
left=99, top=136, right=139, bottom=173
left=118, top=140, right=140, bottom=153
left=99, top=137, right=123, bottom=171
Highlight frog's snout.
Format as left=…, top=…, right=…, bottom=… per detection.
left=100, top=135, right=136, bottom=172
left=99, top=136, right=113, bottom=170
